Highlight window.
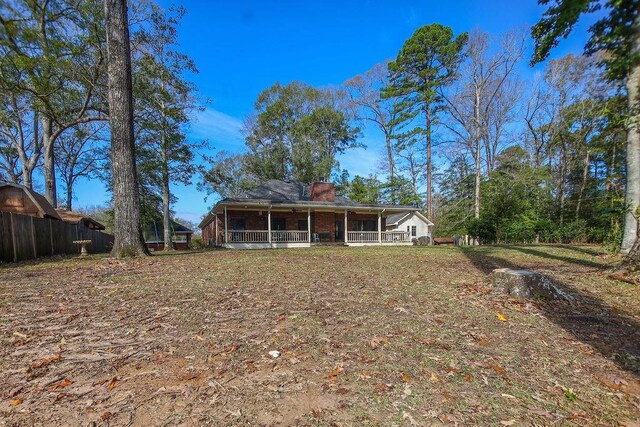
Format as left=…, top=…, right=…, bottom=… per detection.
left=271, top=218, right=286, bottom=230
left=407, top=225, right=410, bottom=233
left=353, top=220, right=376, bottom=231
left=230, top=218, right=246, bottom=230
left=298, top=219, right=308, bottom=231
left=411, top=226, right=417, bottom=237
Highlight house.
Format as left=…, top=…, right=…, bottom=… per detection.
left=198, top=179, right=427, bottom=249
left=385, top=211, right=433, bottom=243
left=0, top=181, right=62, bottom=220
left=55, top=209, right=106, bottom=230
left=143, top=219, right=194, bottom=251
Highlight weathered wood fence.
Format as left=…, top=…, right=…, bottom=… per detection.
left=0, top=212, right=114, bottom=262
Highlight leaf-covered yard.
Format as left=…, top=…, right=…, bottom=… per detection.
left=1, top=245, right=639, bottom=426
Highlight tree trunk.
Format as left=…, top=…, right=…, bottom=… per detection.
left=622, top=60, right=640, bottom=254
left=385, top=134, right=396, bottom=204
left=42, top=116, right=57, bottom=207
left=474, top=143, right=481, bottom=219
left=161, top=133, right=173, bottom=251
left=426, top=106, right=432, bottom=218
left=66, top=178, right=73, bottom=211
left=104, top=0, right=149, bottom=258
left=575, top=148, right=590, bottom=219
left=473, top=88, right=482, bottom=219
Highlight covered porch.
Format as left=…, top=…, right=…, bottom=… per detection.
left=215, top=206, right=412, bottom=249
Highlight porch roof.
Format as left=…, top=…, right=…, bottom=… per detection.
left=199, top=199, right=419, bottom=229
left=198, top=179, right=420, bottom=229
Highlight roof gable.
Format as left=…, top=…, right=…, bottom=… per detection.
left=0, top=181, right=61, bottom=220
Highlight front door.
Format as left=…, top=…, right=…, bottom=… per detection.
left=335, top=220, right=344, bottom=241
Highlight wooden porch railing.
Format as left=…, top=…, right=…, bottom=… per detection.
left=226, top=230, right=309, bottom=243
left=226, top=230, right=269, bottom=243
left=347, top=231, right=411, bottom=243
left=347, top=231, right=379, bottom=242
left=271, top=230, right=308, bottom=242
left=381, top=231, right=410, bottom=242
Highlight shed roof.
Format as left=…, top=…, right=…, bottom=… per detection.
left=143, top=219, right=193, bottom=242
left=0, top=181, right=62, bottom=220
left=55, top=209, right=105, bottom=230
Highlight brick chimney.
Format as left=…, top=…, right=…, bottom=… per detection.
left=310, top=181, right=336, bottom=202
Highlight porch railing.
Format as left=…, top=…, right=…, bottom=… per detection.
left=271, top=230, right=309, bottom=242
left=347, top=231, right=411, bottom=243
left=227, top=230, right=269, bottom=243
left=381, top=231, right=411, bottom=242
left=347, top=231, right=379, bottom=242
left=226, top=230, right=309, bottom=243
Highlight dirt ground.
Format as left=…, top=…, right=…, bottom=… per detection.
left=1, top=245, right=639, bottom=426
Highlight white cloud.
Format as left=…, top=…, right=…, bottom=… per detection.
left=190, top=108, right=246, bottom=151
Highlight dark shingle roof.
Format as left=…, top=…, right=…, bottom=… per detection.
left=143, top=219, right=193, bottom=242
left=198, top=180, right=421, bottom=229
left=385, top=213, right=410, bottom=225
left=225, top=179, right=412, bottom=209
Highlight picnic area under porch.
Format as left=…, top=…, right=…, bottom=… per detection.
left=214, top=207, right=412, bottom=249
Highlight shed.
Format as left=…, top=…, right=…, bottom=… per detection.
left=55, top=209, right=106, bottom=230
left=0, top=181, right=61, bottom=220
left=143, top=219, right=193, bottom=251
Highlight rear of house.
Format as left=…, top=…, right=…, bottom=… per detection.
left=199, top=179, right=430, bottom=249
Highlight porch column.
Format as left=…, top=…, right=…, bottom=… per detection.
left=224, top=206, right=228, bottom=243
left=344, top=210, right=348, bottom=244
left=307, top=208, right=311, bottom=243
left=268, top=208, right=272, bottom=245
left=378, top=211, right=382, bottom=244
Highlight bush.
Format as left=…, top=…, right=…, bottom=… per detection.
left=466, top=216, right=496, bottom=244
left=189, top=237, right=207, bottom=250
left=502, top=214, right=537, bottom=243
left=601, top=221, right=623, bottom=253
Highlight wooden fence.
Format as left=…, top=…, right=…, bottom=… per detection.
left=0, top=212, right=114, bottom=262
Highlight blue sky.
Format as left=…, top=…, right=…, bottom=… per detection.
left=71, top=0, right=597, bottom=224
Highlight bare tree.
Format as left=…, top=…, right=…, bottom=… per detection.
left=56, top=123, right=109, bottom=211
left=343, top=62, right=404, bottom=203
left=104, top=0, right=149, bottom=257
left=0, top=94, right=41, bottom=188
left=444, top=29, right=526, bottom=218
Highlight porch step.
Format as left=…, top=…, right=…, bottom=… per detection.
left=311, top=242, right=347, bottom=246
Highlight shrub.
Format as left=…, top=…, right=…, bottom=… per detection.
left=189, top=237, right=207, bottom=250
left=466, top=216, right=496, bottom=244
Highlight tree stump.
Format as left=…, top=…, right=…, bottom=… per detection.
left=491, top=268, right=574, bottom=301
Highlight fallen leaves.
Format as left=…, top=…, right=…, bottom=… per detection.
left=328, top=367, right=344, bottom=382
left=48, top=379, right=73, bottom=390
left=369, top=336, right=389, bottom=349
left=489, top=364, right=506, bottom=374
left=30, top=354, right=61, bottom=369
left=495, top=312, right=508, bottom=322
left=10, top=399, right=22, bottom=406
left=401, top=372, right=411, bottom=382
left=107, top=378, right=118, bottom=391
